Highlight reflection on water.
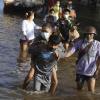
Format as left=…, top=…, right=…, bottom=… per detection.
left=0, top=1, right=100, bottom=100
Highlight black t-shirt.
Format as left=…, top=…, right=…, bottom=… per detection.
left=46, top=15, right=56, bottom=27
left=57, top=18, right=72, bottom=41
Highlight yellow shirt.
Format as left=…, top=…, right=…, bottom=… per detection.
left=52, top=5, right=61, bottom=19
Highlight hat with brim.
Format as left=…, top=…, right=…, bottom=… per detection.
left=84, top=26, right=97, bottom=35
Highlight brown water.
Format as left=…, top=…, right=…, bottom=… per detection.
left=0, top=0, right=100, bottom=100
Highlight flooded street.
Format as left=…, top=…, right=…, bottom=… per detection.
left=0, top=0, right=100, bottom=100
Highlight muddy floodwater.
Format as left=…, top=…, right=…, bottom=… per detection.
left=0, top=0, right=100, bottom=100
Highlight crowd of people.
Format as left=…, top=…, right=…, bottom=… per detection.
left=17, top=0, right=100, bottom=95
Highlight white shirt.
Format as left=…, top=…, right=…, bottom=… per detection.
left=21, top=20, right=41, bottom=40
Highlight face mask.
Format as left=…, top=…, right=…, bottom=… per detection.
left=44, top=32, right=50, bottom=41
left=64, top=15, right=69, bottom=19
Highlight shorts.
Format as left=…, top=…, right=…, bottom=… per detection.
left=20, top=39, right=28, bottom=44
left=33, top=77, right=50, bottom=92
left=76, top=74, right=96, bottom=85
left=20, top=39, right=33, bottom=44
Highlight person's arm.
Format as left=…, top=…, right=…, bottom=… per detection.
left=65, top=48, right=75, bottom=57
left=54, top=50, right=59, bottom=60
left=96, top=56, right=100, bottom=70
left=22, top=20, right=28, bottom=41
left=95, top=56, right=100, bottom=78
left=65, top=39, right=81, bottom=57
left=23, top=33, right=28, bottom=41
left=34, top=22, right=41, bottom=30
left=22, top=65, right=35, bottom=89
left=94, top=42, right=100, bottom=78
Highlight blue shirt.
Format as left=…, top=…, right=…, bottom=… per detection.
left=32, top=50, right=57, bottom=87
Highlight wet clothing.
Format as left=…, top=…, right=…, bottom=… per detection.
left=76, top=74, right=96, bottom=88
left=30, top=42, right=57, bottom=91
left=70, top=39, right=100, bottom=76
left=33, top=78, right=50, bottom=92
left=33, top=60, right=57, bottom=91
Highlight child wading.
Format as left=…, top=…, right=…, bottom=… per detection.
left=18, top=11, right=41, bottom=63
